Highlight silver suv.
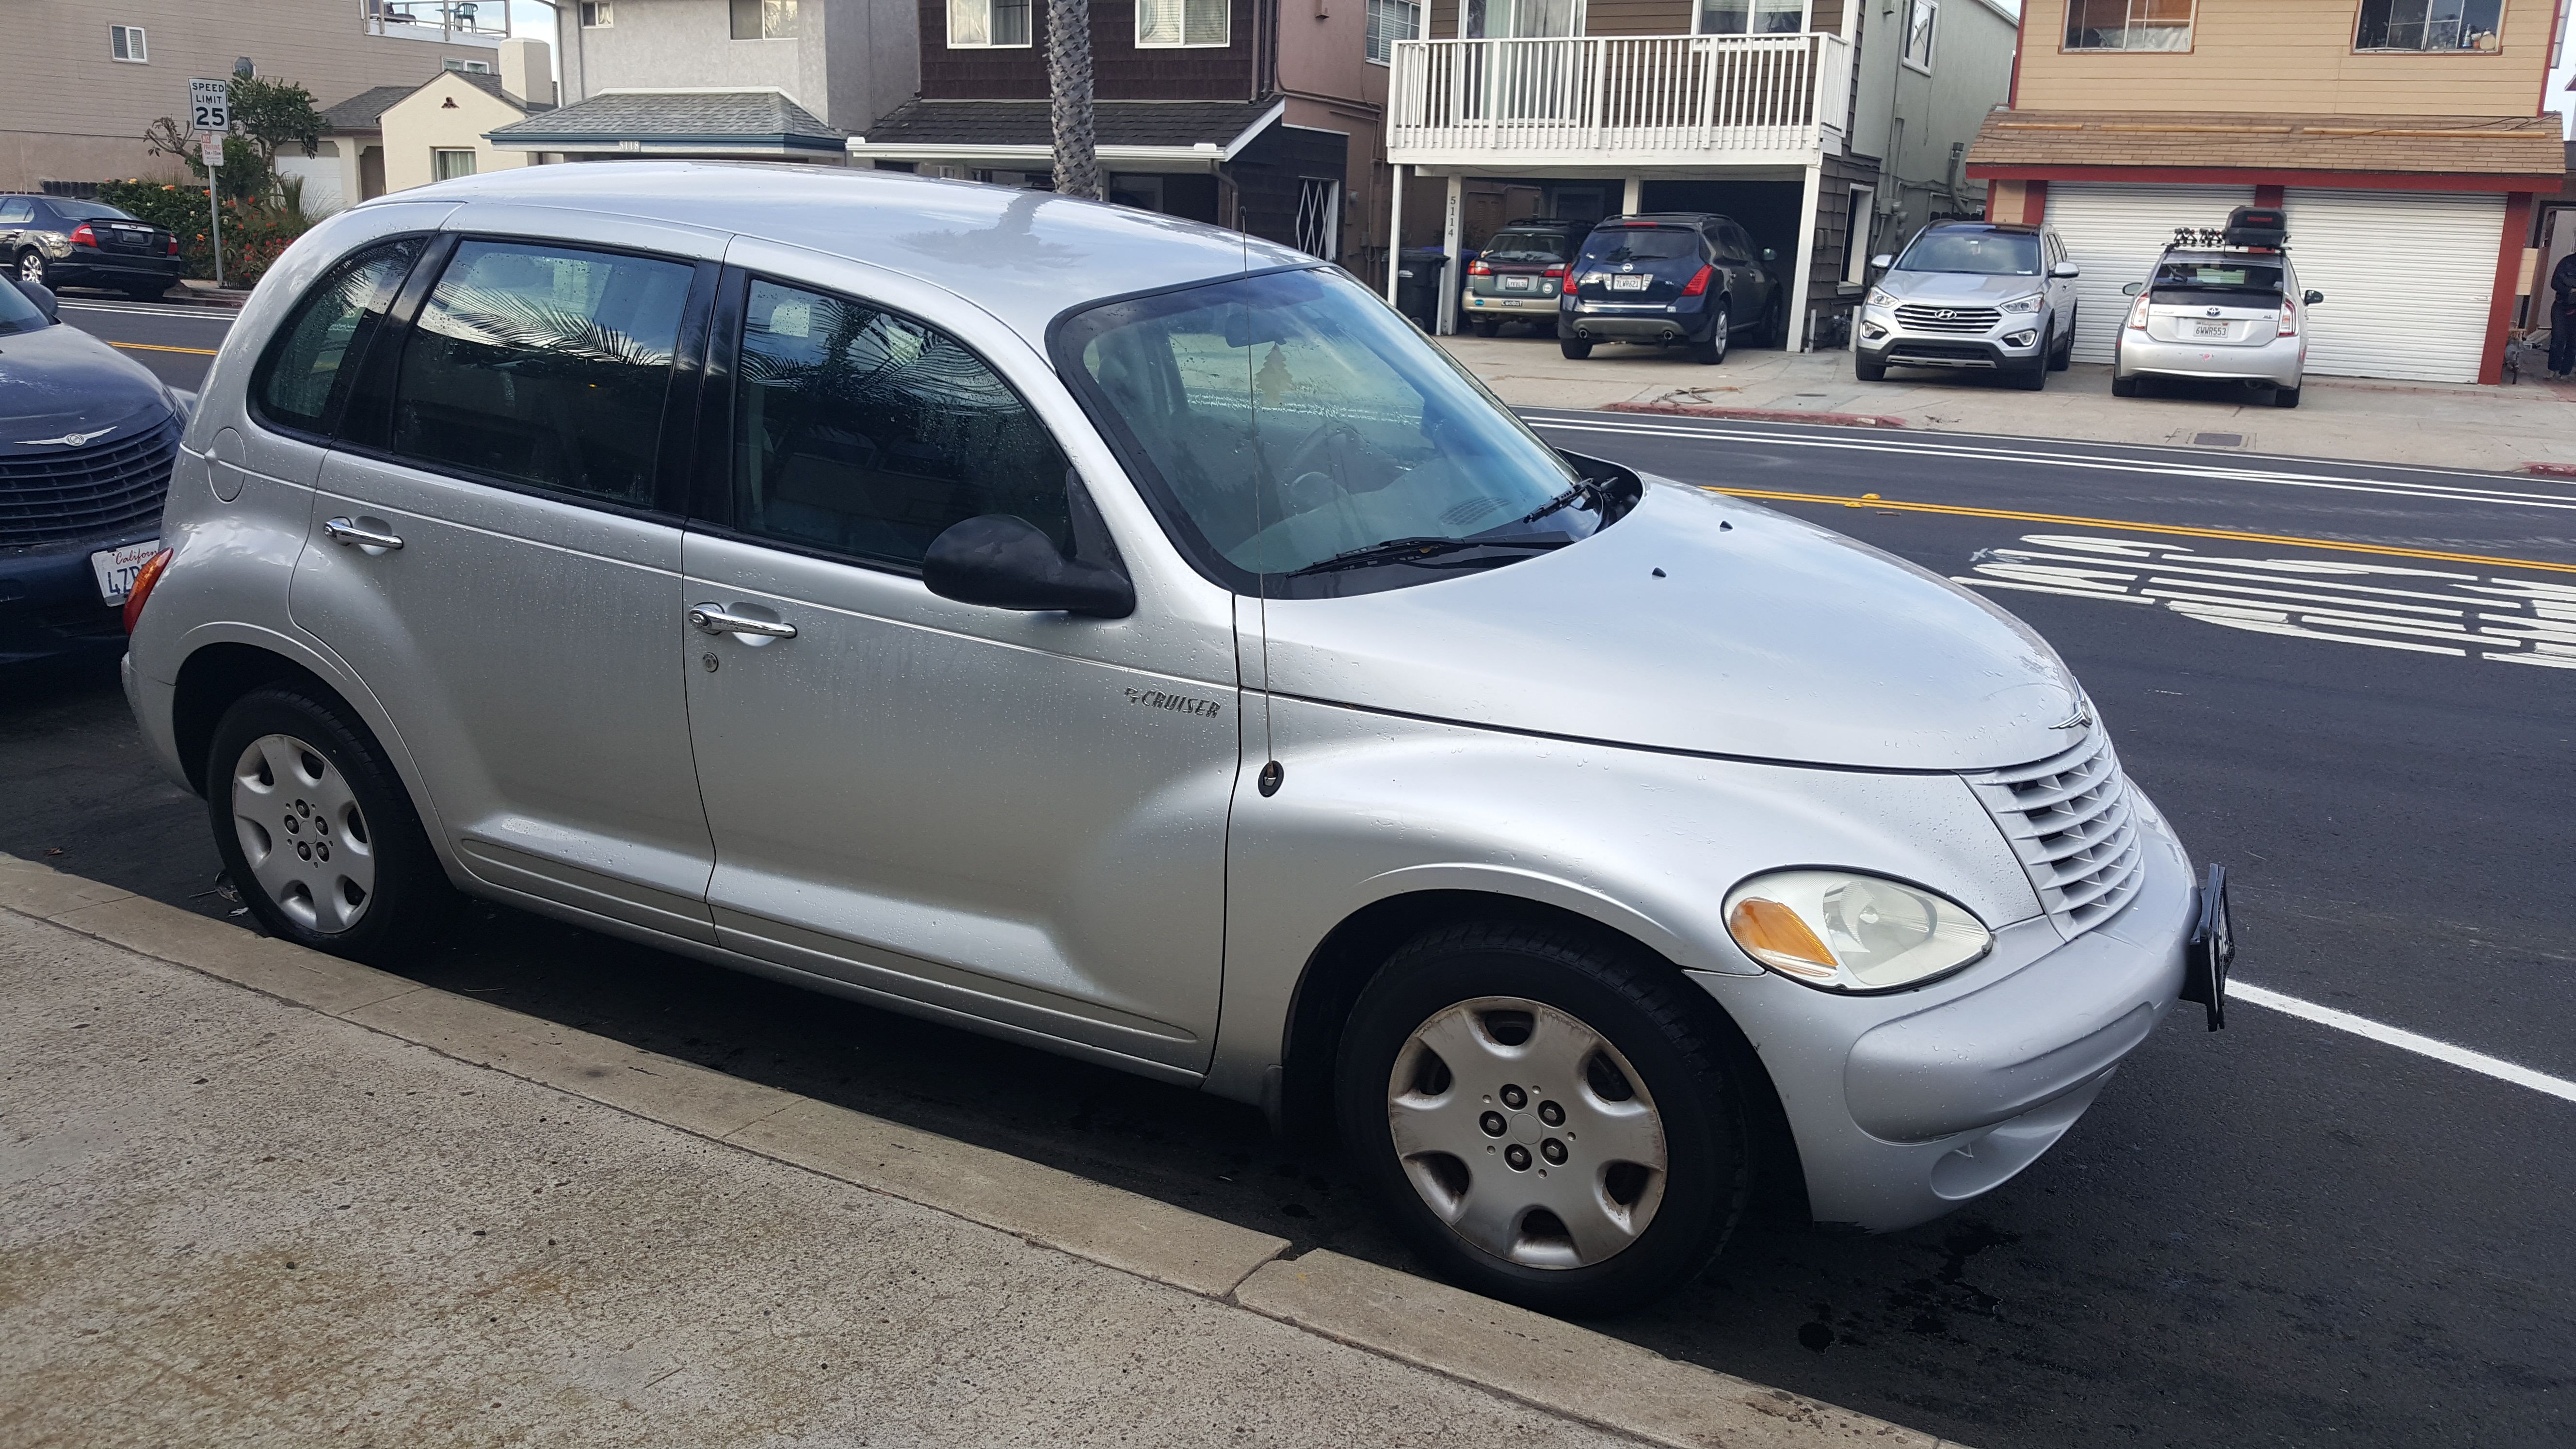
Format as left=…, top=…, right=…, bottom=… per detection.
left=122, top=164, right=2214, bottom=1315
left=1855, top=221, right=2080, bottom=390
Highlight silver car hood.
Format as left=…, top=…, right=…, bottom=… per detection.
left=1877, top=269, right=2049, bottom=305
left=1254, top=480, right=2086, bottom=771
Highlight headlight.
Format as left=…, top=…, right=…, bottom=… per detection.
left=1723, top=869, right=1992, bottom=992
left=1999, top=295, right=2044, bottom=314
left=1865, top=288, right=1896, bottom=307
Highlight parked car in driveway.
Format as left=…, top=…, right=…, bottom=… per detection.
left=1464, top=219, right=1583, bottom=337
left=1559, top=212, right=1783, bottom=364
left=2113, top=212, right=2319, bottom=408
left=1855, top=221, right=2079, bottom=390
left=0, top=194, right=184, bottom=300
left=0, top=277, right=189, bottom=665
left=123, top=164, right=2217, bottom=1315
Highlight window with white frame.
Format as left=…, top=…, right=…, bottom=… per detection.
left=579, top=1, right=613, bottom=26
left=433, top=149, right=478, bottom=181
left=1294, top=178, right=1341, bottom=261
left=1695, top=0, right=1805, bottom=35
left=949, top=0, right=1032, bottom=46
left=1138, top=0, right=1228, bottom=48
left=443, top=57, right=492, bottom=72
left=2354, top=0, right=2504, bottom=52
left=1366, top=0, right=1420, bottom=63
left=1901, top=0, right=1936, bottom=69
left=730, top=0, right=799, bottom=39
left=110, top=24, right=148, bottom=62
left=1842, top=186, right=1876, bottom=286
left=2063, top=0, right=2194, bottom=51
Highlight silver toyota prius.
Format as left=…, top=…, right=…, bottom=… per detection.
left=122, top=164, right=2217, bottom=1315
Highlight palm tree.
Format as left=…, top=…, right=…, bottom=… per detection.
left=1047, top=0, right=1101, bottom=199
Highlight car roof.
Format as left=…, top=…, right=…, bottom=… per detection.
left=1923, top=220, right=2039, bottom=236
left=1597, top=213, right=1728, bottom=226
left=2160, top=248, right=2286, bottom=264
left=369, top=162, right=1314, bottom=354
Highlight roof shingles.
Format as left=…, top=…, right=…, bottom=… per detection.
left=1965, top=110, right=2565, bottom=179
left=856, top=99, right=1278, bottom=151
left=487, top=91, right=842, bottom=150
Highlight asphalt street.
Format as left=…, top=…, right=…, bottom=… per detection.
left=55, top=297, right=234, bottom=392
left=13, top=310, right=2574, bottom=1447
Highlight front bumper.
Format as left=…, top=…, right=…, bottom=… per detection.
left=1692, top=799, right=2195, bottom=1231
left=1856, top=304, right=2047, bottom=372
left=0, top=532, right=150, bottom=664
left=2116, top=333, right=2303, bottom=388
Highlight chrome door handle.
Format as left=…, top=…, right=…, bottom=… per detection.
left=322, top=516, right=403, bottom=550
left=688, top=603, right=797, bottom=640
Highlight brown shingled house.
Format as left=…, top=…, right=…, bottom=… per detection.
left=1965, top=0, right=2568, bottom=385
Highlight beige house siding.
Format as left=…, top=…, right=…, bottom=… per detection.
left=2015, top=0, right=2560, bottom=116
left=0, top=0, right=504, bottom=191
left=377, top=74, right=539, bottom=193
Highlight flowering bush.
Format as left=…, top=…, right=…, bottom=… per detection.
left=95, top=179, right=309, bottom=285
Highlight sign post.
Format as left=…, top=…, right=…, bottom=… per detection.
left=189, top=79, right=230, bottom=290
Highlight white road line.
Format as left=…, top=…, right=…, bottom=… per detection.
left=59, top=301, right=235, bottom=322
left=2232, top=982, right=2576, bottom=1105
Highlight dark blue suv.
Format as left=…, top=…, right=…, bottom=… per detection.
left=1559, top=213, right=1785, bottom=366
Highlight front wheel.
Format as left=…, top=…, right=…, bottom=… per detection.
left=16, top=250, right=46, bottom=286
left=1335, top=920, right=1753, bottom=1315
left=1854, top=355, right=1887, bottom=382
left=1559, top=336, right=1593, bottom=360
left=2050, top=311, right=2076, bottom=370
left=2014, top=329, right=2050, bottom=390
left=1691, top=306, right=1730, bottom=366
left=206, top=685, right=455, bottom=964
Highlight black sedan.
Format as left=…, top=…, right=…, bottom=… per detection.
left=0, top=194, right=185, bottom=301
left=0, top=279, right=189, bottom=665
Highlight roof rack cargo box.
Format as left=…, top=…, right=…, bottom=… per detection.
left=2223, top=205, right=2288, bottom=250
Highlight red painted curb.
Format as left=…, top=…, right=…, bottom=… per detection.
left=2523, top=462, right=2576, bottom=477
left=1603, top=400, right=1909, bottom=429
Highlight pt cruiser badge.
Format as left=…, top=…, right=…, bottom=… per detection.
left=1126, top=686, right=1223, bottom=719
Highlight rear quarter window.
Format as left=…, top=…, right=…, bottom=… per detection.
left=249, top=237, right=426, bottom=438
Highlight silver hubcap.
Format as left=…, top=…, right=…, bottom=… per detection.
left=1386, top=996, right=1668, bottom=1270
left=230, top=733, right=375, bottom=934
left=18, top=254, right=39, bottom=281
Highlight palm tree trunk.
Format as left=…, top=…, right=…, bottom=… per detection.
left=1047, top=0, right=1101, bottom=199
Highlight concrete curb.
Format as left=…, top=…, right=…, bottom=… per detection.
left=0, top=852, right=1966, bottom=1449
left=1604, top=401, right=1909, bottom=429
left=2521, top=462, right=2576, bottom=478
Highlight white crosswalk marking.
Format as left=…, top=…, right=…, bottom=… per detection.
left=1956, top=533, right=2576, bottom=670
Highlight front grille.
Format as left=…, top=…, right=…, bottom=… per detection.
left=1965, top=729, right=2146, bottom=939
left=1894, top=304, right=2001, bottom=334
left=0, top=419, right=177, bottom=547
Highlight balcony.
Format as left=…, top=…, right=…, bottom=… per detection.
left=361, top=0, right=512, bottom=45
left=1387, top=32, right=1853, bottom=171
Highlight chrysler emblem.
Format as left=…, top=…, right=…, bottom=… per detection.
left=2050, top=702, right=2095, bottom=731
left=14, top=426, right=115, bottom=447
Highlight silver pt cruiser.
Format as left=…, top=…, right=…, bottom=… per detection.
left=123, top=165, right=2223, bottom=1314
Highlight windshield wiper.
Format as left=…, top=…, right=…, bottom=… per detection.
left=1519, top=480, right=1600, bottom=526
left=1283, top=533, right=1569, bottom=578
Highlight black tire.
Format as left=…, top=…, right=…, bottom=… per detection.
left=2272, top=383, right=2302, bottom=409
left=206, top=685, right=455, bottom=965
left=1334, top=919, right=1754, bottom=1316
left=1854, top=355, right=1887, bottom=382
left=2110, top=371, right=2140, bottom=398
left=1559, top=337, right=1593, bottom=360
left=126, top=283, right=169, bottom=302
left=1691, top=306, right=1729, bottom=366
left=1762, top=296, right=1788, bottom=349
left=2014, top=330, right=2050, bottom=390
left=2049, top=311, right=2075, bottom=370
left=1471, top=318, right=1500, bottom=338
left=15, top=249, right=46, bottom=287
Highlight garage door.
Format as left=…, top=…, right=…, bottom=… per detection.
left=2283, top=189, right=2503, bottom=384
left=2044, top=184, right=2255, bottom=364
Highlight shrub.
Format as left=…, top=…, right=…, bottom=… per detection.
left=93, top=179, right=311, bottom=285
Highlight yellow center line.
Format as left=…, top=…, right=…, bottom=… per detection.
left=107, top=340, right=220, bottom=356
left=1708, top=486, right=2576, bottom=577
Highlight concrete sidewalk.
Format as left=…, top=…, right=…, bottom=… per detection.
left=0, top=857, right=1960, bottom=1449
left=1442, top=332, right=2576, bottom=474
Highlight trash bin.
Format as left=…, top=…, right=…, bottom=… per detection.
left=1395, top=247, right=1450, bottom=330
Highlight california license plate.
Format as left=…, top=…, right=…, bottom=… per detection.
left=2192, top=319, right=2229, bottom=338
left=1609, top=274, right=1649, bottom=292
left=1501, top=275, right=1532, bottom=291
left=90, top=539, right=160, bottom=604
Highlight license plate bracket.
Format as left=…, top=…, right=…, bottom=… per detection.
left=90, top=538, right=161, bottom=605
left=2192, top=319, right=2229, bottom=338
left=1501, top=275, right=1532, bottom=291
left=1609, top=274, right=1649, bottom=292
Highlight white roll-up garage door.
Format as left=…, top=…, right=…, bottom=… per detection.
left=2044, top=183, right=2254, bottom=364
left=2282, top=189, right=2503, bottom=384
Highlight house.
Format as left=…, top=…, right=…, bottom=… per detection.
left=1965, top=0, right=2570, bottom=385
left=842, top=0, right=1391, bottom=274
left=1382, top=0, right=2022, bottom=346
left=488, top=0, right=914, bottom=162
left=0, top=0, right=512, bottom=191
left=304, top=39, right=557, bottom=212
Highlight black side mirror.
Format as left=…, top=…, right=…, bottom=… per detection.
left=2303, top=289, right=2324, bottom=305
left=923, top=513, right=1135, bottom=618
left=1760, top=247, right=1778, bottom=263
left=12, top=278, right=59, bottom=322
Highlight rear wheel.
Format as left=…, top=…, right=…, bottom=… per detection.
left=2272, top=383, right=2302, bottom=408
left=1471, top=318, right=1500, bottom=338
left=1690, top=306, right=1730, bottom=366
left=1559, top=337, right=1593, bottom=360
left=2110, top=370, right=2141, bottom=398
left=1335, top=919, right=1753, bottom=1315
left=206, top=685, right=454, bottom=964
left=15, top=249, right=46, bottom=286
left=126, top=282, right=168, bottom=302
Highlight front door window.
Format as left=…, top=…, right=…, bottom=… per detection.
left=1696, top=0, right=1804, bottom=34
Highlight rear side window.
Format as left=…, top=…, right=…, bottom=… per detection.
left=730, top=276, right=1072, bottom=568
left=0, top=198, right=33, bottom=224
left=50, top=201, right=135, bottom=222
left=251, top=237, right=424, bottom=437
left=1580, top=227, right=1701, bottom=264
left=391, top=240, right=693, bottom=506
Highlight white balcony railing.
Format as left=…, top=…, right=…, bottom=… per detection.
left=362, top=0, right=512, bottom=43
left=1388, top=32, right=1853, bottom=167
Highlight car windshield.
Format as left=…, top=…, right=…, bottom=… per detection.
left=49, top=201, right=136, bottom=222
left=0, top=281, right=45, bottom=336
left=1897, top=231, right=2043, bottom=276
left=1484, top=231, right=1570, bottom=264
left=1060, top=266, right=1595, bottom=592
left=2151, top=258, right=2285, bottom=297
left=1580, top=227, right=1699, bottom=264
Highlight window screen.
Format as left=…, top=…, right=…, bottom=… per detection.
left=730, top=0, right=799, bottom=38
left=950, top=0, right=1032, bottom=44
left=390, top=240, right=692, bottom=505
left=731, top=278, right=1072, bottom=568
left=1365, top=0, right=1419, bottom=62
left=251, top=237, right=423, bottom=437
left=1138, top=0, right=1228, bottom=46
left=2355, top=0, right=2503, bottom=51
left=2064, top=0, right=2193, bottom=50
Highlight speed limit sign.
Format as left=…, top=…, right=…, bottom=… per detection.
left=189, top=79, right=230, bottom=134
